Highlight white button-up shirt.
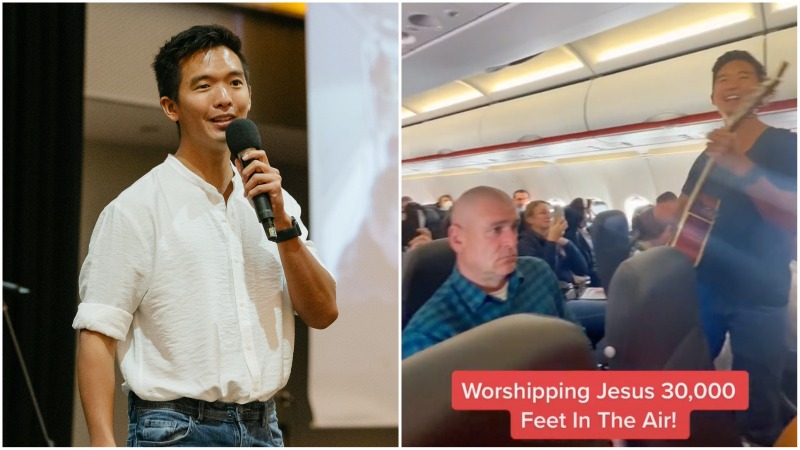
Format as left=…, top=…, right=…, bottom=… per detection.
left=73, top=155, right=327, bottom=403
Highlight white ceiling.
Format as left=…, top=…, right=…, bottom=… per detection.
left=401, top=3, right=678, bottom=98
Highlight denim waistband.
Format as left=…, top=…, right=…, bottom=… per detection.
left=129, top=391, right=275, bottom=425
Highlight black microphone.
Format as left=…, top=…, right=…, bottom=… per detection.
left=225, top=118, right=277, bottom=240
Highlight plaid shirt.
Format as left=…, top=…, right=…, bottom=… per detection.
left=402, top=256, right=575, bottom=359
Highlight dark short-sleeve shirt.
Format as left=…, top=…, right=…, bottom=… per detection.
left=401, top=256, right=576, bottom=359
left=681, top=127, right=797, bottom=305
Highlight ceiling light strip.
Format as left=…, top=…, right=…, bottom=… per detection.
left=493, top=61, right=584, bottom=92
left=597, top=11, right=752, bottom=62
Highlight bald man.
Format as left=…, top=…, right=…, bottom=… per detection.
left=402, top=186, right=577, bottom=359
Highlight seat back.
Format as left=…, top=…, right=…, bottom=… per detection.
left=590, top=210, right=630, bottom=294
left=604, top=246, right=740, bottom=446
left=401, top=238, right=456, bottom=329
left=402, top=314, right=605, bottom=447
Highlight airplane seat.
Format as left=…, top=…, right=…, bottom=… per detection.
left=401, top=238, right=455, bottom=329
left=401, top=313, right=609, bottom=447
left=590, top=210, right=630, bottom=295
left=422, top=204, right=444, bottom=238
left=604, top=246, right=741, bottom=446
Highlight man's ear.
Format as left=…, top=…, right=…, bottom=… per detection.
left=245, top=85, right=253, bottom=114
left=448, top=224, right=464, bottom=254
left=160, top=96, right=179, bottom=123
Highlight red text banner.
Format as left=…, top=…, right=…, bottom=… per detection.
left=451, top=371, right=748, bottom=440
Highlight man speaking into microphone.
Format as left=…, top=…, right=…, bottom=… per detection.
left=72, top=24, right=337, bottom=447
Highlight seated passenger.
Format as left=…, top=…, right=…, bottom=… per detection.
left=435, top=194, right=453, bottom=218
left=518, top=200, right=590, bottom=286
left=653, top=191, right=679, bottom=225
left=564, top=204, right=598, bottom=286
left=402, top=202, right=430, bottom=252
left=630, top=206, right=672, bottom=255
left=401, top=187, right=577, bottom=359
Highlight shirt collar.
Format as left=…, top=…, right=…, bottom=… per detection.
left=166, top=154, right=244, bottom=198
left=452, top=264, right=525, bottom=313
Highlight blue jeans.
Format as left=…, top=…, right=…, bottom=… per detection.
left=697, top=283, right=792, bottom=446
left=127, top=391, right=283, bottom=447
left=565, top=299, right=606, bottom=347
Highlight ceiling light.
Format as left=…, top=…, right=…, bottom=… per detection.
left=597, top=12, right=752, bottom=62
left=492, top=61, right=584, bottom=92
left=488, top=161, right=550, bottom=172
left=556, top=151, right=640, bottom=164
left=419, top=82, right=483, bottom=113
left=402, top=167, right=484, bottom=180
left=402, top=108, right=416, bottom=119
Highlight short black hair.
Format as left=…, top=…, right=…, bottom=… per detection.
left=656, top=191, right=677, bottom=203
left=153, top=24, right=250, bottom=103
left=513, top=189, right=530, bottom=197
left=712, top=50, right=766, bottom=86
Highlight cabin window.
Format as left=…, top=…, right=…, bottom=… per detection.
left=586, top=198, right=608, bottom=226
left=587, top=198, right=608, bottom=214
left=624, top=196, right=651, bottom=224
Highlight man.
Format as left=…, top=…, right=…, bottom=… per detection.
left=401, top=195, right=413, bottom=212
left=73, top=25, right=337, bottom=447
left=402, top=186, right=577, bottom=359
left=629, top=206, right=671, bottom=255
left=512, top=189, right=531, bottom=213
left=675, top=50, right=796, bottom=446
left=653, top=191, right=679, bottom=225
left=512, top=189, right=531, bottom=233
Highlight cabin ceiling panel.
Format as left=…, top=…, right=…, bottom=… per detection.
left=766, top=27, right=798, bottom=102
left=402, top=3, right=676, bottom=98
left=584, top=36, right=764, bottom=131
left=571, top=3, right=762, bottom=75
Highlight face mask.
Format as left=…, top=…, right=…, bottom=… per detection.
left=441, top=201, right=453, bottom=211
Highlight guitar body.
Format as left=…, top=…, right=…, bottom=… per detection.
left=671, top=192, right=720, bottom=266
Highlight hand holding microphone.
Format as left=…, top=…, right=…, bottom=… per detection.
left=226, top=118, right=289, bottom=240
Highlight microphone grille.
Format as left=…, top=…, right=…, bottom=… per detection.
left=225, top=118, right=262, bottom=153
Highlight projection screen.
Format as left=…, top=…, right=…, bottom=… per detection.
left=306, top=3, right=399, bottom=428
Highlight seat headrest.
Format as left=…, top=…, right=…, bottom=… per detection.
left=401, top=238, right=456, bottom=328
left=402, top=314, right=597, bottom=446
left=590, top=210, right=631, bottom=293
left=605, top=246, right=712, bottom=371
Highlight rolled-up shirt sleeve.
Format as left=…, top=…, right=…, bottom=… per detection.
left=72, top=202, right=152, bottom=341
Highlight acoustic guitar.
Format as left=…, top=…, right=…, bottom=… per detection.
left=671, top=61, right=788, bottom=266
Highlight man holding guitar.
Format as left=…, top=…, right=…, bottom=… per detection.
left=675, top=50, right=796, bottom=446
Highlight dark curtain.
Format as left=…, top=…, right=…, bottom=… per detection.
left=3, top=4, right=85, bottom=446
